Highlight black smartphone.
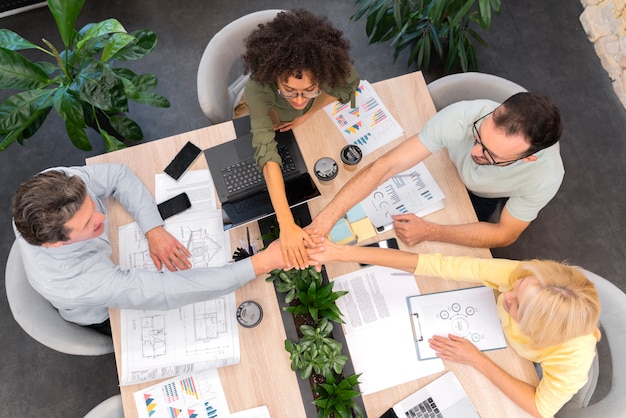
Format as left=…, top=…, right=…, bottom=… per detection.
left=157, top=192, right=191, bottom=220
left=359, top=238, right=400, bottom=267
left=164, top=141, right=202, bottom=180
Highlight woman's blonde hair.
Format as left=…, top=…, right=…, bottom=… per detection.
left=510, top=260, right=600, bottom=348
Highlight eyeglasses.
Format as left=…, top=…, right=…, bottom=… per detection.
left=472, top=112, right=526, bottom=166
left=276, top=89, right=322, bottom=99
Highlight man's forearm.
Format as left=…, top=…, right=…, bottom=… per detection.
left=425, top=221, right=522, bottom=248
left=314, top=161, right=388, bottom=235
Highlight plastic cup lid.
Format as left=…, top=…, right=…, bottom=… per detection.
left=236, top=300, right=263, bottom=328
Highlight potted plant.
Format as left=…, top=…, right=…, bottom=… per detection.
left=351, top=0, right=502, bottom=73
left=0, top=0, right=170, bottom=152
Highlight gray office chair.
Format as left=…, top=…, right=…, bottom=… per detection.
left=555, top=268, right=624, bottom=417
left=426, top=72, right=527, bottom=111
left=197, top=9, right=284, bottom=124
left=83, top=394, right=123, bottom=418
left=5, top=241, right=114, bottom=356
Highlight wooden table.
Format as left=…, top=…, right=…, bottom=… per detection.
left=87, top=123, right=308, bottom=417
left=87, top=71, right=537, bottom=418
left=292, top=72, right=538, bottom=418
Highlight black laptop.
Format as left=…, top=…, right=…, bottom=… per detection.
left=204, top=117, right=320, bottom=229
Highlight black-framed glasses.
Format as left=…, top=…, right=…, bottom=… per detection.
left=276, top=89, right=322, bottom=99
left=472, top=112, right=526, bottom=166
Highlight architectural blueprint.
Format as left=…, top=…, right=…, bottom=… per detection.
left=120, top=292, right=240, bottom=385
left=118, top=209, right=229, bottom=271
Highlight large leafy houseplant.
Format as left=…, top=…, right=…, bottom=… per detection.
left=0, top=0, right=170, bottom=152
left=351, top=0, right=502, bottom=73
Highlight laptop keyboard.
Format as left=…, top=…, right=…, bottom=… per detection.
left=221, top=145, right=297, bottom=194
left=405, top=397, right=443, bottom=418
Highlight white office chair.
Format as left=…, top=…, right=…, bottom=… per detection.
left=83, top=394, right=123, bottom=418
left=427, top=72, right=527, bottom=111
left=197, top=9, right=284, bottom=124
left=555, top=268, right=625, bottom=417
left=5, top=241, right=114, bottom=356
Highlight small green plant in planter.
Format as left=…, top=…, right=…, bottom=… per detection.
left=285, top=319, right=348, bottom=380
left=0, top=0, right=170, bottom=152
left=285, top=268, right=348, bottom=323
left=351, top=0, right=502, bottom=73
left=314, top=373, right=364, bottom=418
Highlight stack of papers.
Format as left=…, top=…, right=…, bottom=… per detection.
left=333, top=266, right=444, bottom=395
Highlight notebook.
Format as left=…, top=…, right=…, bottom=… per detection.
left=380, top=372, right=479, bottom=418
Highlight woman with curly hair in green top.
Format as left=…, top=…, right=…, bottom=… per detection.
left=242, top=9, right=360, bottom=270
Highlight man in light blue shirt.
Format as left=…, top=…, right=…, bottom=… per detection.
left=11, top=164, right=298, bottom=333
left=310, top=92, right=563, bottom=248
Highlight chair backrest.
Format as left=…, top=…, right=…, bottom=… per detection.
left=197, top=9, right=284, bottom=124
left=5, top=241, right=114, bottom=356
left=83, top=394, right=123, bottom=418
left=555, top=268, right=625, bottom=417
left=427, top=72, right=527, bottom=111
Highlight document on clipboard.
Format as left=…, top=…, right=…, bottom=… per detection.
left=407, top=286, right=507, bottom=360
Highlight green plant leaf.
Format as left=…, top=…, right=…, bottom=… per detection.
left=112, top=29, right=157, bottom=61
left=130, top=91, right=170, bottom=108
left=100, top=128, right=126, bottom=152
left=76, top=18, right=126, bottom=51
left=65, top=118, right=91, bottom=150
left=478, top=0, right=491, bottom=29
left=72, top=60, right=127, bottom=112
left=47, top=0, right=85, bottom=48
left=0, top=29, right=39, bottom=51
left=0, top=48, right=51, bottom=89
left=0, top=89, right=54, bottom=132
left=22, top=107, right=51, bottom=139
left=109, top=114, right=143, bottom=141
left=101, top=32, right=135, bottom=62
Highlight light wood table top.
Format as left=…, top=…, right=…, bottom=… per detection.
left=292, top=72, right=538, bottom=418
left=87, top=71, right=537, bottom=418
left=86, top=123, right=307, bottom=417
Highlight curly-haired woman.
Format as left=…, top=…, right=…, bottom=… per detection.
left=242, top=9, right=360, bottom=270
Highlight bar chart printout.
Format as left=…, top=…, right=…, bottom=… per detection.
left=134, top=368, right=230, bottom=418
left=324, top=80, right=404, bottom=156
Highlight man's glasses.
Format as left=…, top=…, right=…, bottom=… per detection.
left=472, top=112, right=526, bottom=166
left=277, top=89, right=322, bottom=99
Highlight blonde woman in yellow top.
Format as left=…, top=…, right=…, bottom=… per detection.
left=311, top=241, right=601, bottom=418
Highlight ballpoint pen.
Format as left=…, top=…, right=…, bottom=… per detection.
left=246, top=227, right=254, bottom=255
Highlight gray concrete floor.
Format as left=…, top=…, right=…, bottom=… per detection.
left=0, top=0, right=623, bottom=416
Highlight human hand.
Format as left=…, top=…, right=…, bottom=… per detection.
left=392, top=214, right=431, bottom=246
left=273, top=114, right=310, bottom=132
left=252, top=238, right=322, bottom=274
left=307, top=217, right=333, bottom=240
left=308, top=239, right=346, bottom=265
left=145, top=226, right=192, bottom=271
left=428, top=334, right=485, bottom=366
left=280, top=222, right=315, bottom=269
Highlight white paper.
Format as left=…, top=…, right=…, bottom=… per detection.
left=133, top=368, right=230, bottom=418
left=360, top=162, right=445, bottom=229
left=120, top=293, right=240, bottom=385
left=333, top=266, right=444, bottom=395
left=324, top=80, right=404, bottom=156
left=408, top=286, right=507, bottom=360
left=118, top=208, right=238, bottom=386
left=118, top=210, right=230, bottom=271
left=156, top=170, right=217, bottom=215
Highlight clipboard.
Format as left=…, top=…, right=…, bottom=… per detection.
left=407, top=286, right=507, bottom=360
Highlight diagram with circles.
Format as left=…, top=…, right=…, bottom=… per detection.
left=408, top=286, right=507, bottom=360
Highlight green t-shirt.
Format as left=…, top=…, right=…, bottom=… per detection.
left=245, top=64, right=360, bottom=169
